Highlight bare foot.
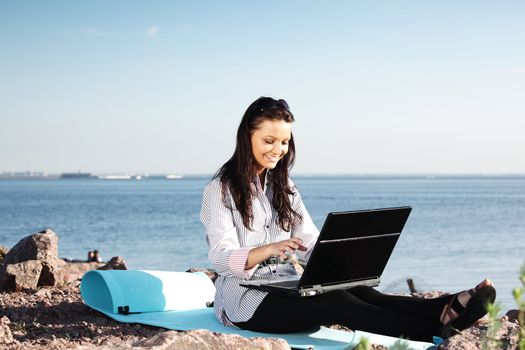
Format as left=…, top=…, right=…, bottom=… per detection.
left=440, top=279, right=494, bottom=325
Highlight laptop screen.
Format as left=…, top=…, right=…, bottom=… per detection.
left=299, top=207, right=411, bottom=287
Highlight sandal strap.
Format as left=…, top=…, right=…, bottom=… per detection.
left=450, top=293, right=467, bottom=314
left=444, top=306, right=456, bottom=325
left=441, top=292, right=467, bottom=325
left=442, top=296, right=455, bottom=324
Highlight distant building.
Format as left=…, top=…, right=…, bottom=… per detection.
left=60, top=172, right=95, bottom=179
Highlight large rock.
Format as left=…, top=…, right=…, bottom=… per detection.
left=133, top=329, right=291, bottom=350
left=0, top=316, right=14, bottom=345
left=97, top=256, right=128, bottom=270
left=1, top=229, right=59, bottom=290
left=1, top=260, right=43, bottom=290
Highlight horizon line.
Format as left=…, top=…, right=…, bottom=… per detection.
left=1, top=171, right=525, bottom=177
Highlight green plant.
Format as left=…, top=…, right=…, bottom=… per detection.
left=390, top=338, right=411, bottom=350
left=353, top=336, right=415, bottom=350
left=353, top=337, right=370, bottom=350
left=512, top=262, right=525, bottom=350
left=482, top=301, right=502, bottom=350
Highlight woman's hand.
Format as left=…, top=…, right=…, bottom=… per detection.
left=245, top=237, right=307, bottom=269
left=268, top=238, right=307, bottom=259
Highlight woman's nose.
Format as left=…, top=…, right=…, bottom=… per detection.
left=272, top=143, right=283, bottom=154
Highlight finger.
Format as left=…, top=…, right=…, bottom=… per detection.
left=288, top=241, right=307, bottom=252
left=286, top=242, right=299, bottom=250
left=290, top=237, right=303, bottom=244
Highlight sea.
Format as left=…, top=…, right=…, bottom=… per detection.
left=1, top=175, right=524, bottom=312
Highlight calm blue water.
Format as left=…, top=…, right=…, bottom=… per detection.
left=1, top=176, right=524, bottom=312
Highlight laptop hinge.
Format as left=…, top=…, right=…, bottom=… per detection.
left=299, top=278, right=381, bottom=297
left=299, top=285, right=323, bottom=297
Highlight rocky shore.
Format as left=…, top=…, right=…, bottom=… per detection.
left=0, top=230, right=522, bottom=349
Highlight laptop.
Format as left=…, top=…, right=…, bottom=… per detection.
left=240, top=206, right=412, bottom=297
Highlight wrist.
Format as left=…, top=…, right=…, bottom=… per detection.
left=264, top=242, right=276, bottom=259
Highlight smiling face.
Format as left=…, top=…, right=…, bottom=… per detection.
left=250, top=119, right=292, bottom=175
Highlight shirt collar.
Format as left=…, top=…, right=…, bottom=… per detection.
left=253, top=169, right=271, bottom=191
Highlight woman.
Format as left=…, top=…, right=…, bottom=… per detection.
left=200, top=96, right=496, bottom=341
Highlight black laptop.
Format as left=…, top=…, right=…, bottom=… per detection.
left=240, top=206, right=412, bottom=297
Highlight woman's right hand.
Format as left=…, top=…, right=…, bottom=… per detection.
left=245, top=237, right=307, bottom=269
left=267, top=237, right=307, bottom=259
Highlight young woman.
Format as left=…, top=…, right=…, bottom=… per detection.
left=200, top=96, right=496, bottom=341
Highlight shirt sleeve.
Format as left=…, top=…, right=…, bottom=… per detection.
left=289, top=180, right=319, bottom=262
left=200, top=179, right=258, bottom=279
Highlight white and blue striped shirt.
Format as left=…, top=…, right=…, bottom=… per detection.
left=200, top=172, right=319, bottom=326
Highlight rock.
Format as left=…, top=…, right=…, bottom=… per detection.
left=504, top=309, right=523, bottom=324
left=2, top=229, right=59, bottom=286
left=55, top=258, right=103, bottom=285
left=1, top=260, right=43, bottom=291
left=186, top=268, right=218, bottom=282
left=97, top=256, right=128, bottom=270
left=411, top=291, right=448, bottom=299
left=0, top=245, right=8, bottom=264
left=0, top=315, right=14, bottom=345
left=34, top=288, right=52, bottom=299
left=438, top=319, right=520, bottom=349
left=133, top=329, right=290, bottom=350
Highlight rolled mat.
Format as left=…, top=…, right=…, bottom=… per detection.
left=80, top=270, right=435, bottom=350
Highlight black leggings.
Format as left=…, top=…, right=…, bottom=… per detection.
left=234, top=286, right=454, bottom=342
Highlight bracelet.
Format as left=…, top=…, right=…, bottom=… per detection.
left=260, top=256, right=287, bottom=266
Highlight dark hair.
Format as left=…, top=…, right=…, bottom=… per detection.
left=213, top=97, right=302, bottom=231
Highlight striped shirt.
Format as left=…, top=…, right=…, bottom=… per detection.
left=200, top=172, right=320, bottom=326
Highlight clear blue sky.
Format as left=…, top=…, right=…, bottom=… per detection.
left=1, top=1, right=524, bottom=174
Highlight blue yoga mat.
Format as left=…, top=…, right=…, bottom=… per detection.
left=80, top=270, right=435, bottom=350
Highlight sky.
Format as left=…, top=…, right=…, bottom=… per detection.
left=1, top=1, right=524, bottom=175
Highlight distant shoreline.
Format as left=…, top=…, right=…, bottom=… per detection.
left=0, top=173, right=184, bottom=180
left=1, top=174, right=525, bottom=180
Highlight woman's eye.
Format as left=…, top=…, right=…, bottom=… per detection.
left=265, top=140, right=273, bottom=144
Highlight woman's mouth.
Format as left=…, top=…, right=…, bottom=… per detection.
left=264, top=154, right=280, bottom=162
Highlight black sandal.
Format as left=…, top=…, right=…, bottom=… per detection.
left=448, top=284, right=496, bottom=331
left=438, top=283, right=496, bottom=338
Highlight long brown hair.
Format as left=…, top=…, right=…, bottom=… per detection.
left=213, top=97, right=301, bottom=231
